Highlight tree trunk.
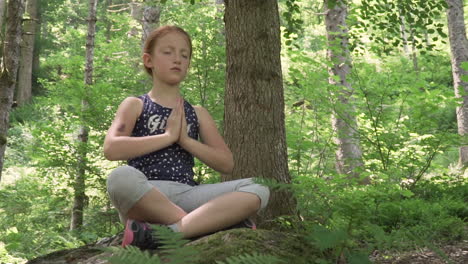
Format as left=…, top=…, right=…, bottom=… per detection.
left=130, top=1, right=160, bottom=47
left=0, top=0, right=24, bottom=181
left=399, top=11, right=409, bottom=55
left=141, top=4, right=160, bottom=45
left=16, top=0, right=38, bottom=106
left=31, top=0, right=41, bottom=92
left=70, top=0, right=97, bottom=231
left=0, top=0, right=6, bottom=36
left=215, top=0, right=224, bottom=14
left=446, top=0, right=468, bottom=166
left=223, top=0, right=296, bottom=223
left=410, top=29, right=419, bottom=72
left=324, top=0, right=365, bottom=181
left=215, top=0, right=225, bottom=44
left=105, top=0, right=112, bottom=42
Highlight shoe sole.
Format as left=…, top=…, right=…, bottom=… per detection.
left=121, top=220, right=134, bottom=248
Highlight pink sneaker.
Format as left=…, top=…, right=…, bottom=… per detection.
left=121, top=219, right=162, bottom=250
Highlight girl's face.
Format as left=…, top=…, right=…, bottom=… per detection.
left=144, top=31, right=191, bottom=86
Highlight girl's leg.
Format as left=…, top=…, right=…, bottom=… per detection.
left=174, top=178, right=270, bottom=238
left=177, top=191, right=261, bottom=238
left=126, top=187, right=187, bottom=225
left=107, top=166, right=188, bottom=225
left=108, top=167, right=269, bottom=239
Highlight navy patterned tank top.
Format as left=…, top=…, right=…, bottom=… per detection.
left=128, top=94, right=199, bottom=186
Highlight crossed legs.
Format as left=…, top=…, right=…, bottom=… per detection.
left=127, top=187, right=261, bottom=238
left=107, top=166, right=268, bottom=239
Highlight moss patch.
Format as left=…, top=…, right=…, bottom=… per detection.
left=26, top=229, right=318, bottom=264
left=188, top=229, right=317, bottom=263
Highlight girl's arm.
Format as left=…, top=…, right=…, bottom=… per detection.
left=178, top=106, right=234, bottom=174
left=103, top=97, right=183, bottom=161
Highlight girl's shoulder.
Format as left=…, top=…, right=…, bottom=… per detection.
left=121, top=96, right=144, bottom=108
left=117, top=96, right=144, bottom=118
left=192, top=105, right=208, bottom=115
left=192, top=105, right=214, bottom=123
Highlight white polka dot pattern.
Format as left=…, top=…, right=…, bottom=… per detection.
left=128, top=94, right=200, bottom=186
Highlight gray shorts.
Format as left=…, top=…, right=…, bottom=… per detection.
left=107, top=165, right=270, bottom=222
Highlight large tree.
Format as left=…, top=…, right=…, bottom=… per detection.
left=324, top=0, right=365, bottom=181
left=16, top=0, right=39, bottom=105
left=223, top=0, right=296, bottom=222
left=70, top=0, right=98, bottom=231
left=0, top=0, right=25, bottom=181
left=446, top=0, right=468, bottom=166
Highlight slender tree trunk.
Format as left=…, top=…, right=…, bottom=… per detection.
left=223, top=0, right=296, bottom=224
left=215, top=0, right=224, bottom=15
left=70, top=0, right=97, bottom=231
left=0, top=0, right=6, bottom=34
left=105, top=0, right=112, bottom=42
left=324, top=0, right=365, bottom=182
left=215, top=0, right=225, bottom=44
left=31, top=0, right=41, bottom=91
left=446, top=0, right=468, bottom=166
left=16, top=0, right=38, bottom=105
left=0, top=0, right=6, bottom=75
left=409, top=29, right=419, bottom=72
left=399, top=12, right=409, bottom=55
left=130, top=1, right=160, bottom=47
left=141, top=4, right=159, bottom=45
left=0, top=0, right=24, bottom=181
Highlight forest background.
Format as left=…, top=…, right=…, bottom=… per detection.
left=0, top=0, right=467, bottom=263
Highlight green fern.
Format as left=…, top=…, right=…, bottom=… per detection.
left=105, top=246, right=162, bottom=264
left=102, top=225, right=198, bottom=264
left=216, top=252, right=285, bottom=264
left=152, top=225, right=199, bottom=264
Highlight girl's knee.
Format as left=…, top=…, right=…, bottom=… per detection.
left=107, top=166, right=144, bottom=194
left=237, top=178, right=270, bottom=211
left=107, top=166, right=154, bottom=217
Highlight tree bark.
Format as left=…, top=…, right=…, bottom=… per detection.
left=0, top=0, right=25, bottom=181
left=0, top=0, right=6, bottom=36
left=70, top=0, right=97, bottom=231
left=141, top=4, right=160, bottom=45
left=399, top=11, right=409, bottom=55
left=446, top=0, right=468, bottom=166
left=223, top=0, right=296, bottom=223
left=31, top=0, right=41, bottom=92
left=130, top=1, right=160, bottom=47
left=16, top=0, right=39, bottom=105
left=324, top=0, right=365, bottom=181
left=105, top=0, right=112, bottom=42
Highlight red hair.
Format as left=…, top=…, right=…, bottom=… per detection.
left=143, top=25, right=192, bottom=76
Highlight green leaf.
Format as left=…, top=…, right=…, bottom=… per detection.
left=309, top=225, right=348, bottom=251
left=460, top=62, right=468, bottom=71
left=216, top=252, right=285, bottom=264
left=347, top=251, right=372, bottom=264
left=401, top=189, right=414, bottom=198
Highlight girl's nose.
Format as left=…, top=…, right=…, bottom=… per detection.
left=174, top=54, right=182, bottom=64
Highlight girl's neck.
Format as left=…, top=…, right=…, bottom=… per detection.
left=148, top=81, right=182, bottom=108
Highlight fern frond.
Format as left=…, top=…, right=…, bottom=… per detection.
left=216, top=252, right=285, bottom=264
left=104, top=246, right=162, bottom=264
left=152, top=225, right=199, bottom=264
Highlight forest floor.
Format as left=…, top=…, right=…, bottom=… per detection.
left=370, top=240, right=468, bottom=264
left=24, top=230, right=467, bottom=264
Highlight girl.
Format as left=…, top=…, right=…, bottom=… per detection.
left=103, top=25, right=270, bottom=250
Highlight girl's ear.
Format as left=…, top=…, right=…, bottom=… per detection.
left=142, top=53, right=153, bottom=68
